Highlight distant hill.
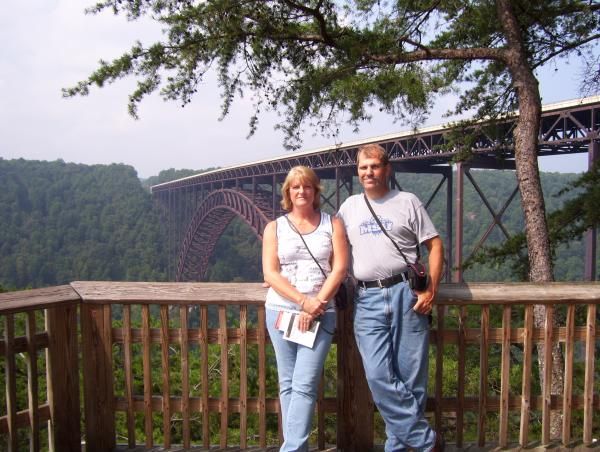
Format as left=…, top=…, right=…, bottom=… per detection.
left=0, top=158, right=168, bottom=288
left=0, top=158, right=592, bottom=289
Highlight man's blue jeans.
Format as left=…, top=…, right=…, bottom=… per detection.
left=266, top=309, right=336, bottom=452
left=353, top=281, right=436, bottom=452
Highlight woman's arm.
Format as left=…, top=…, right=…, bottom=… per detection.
left=262, top=221, right=325, bottom=316
left=316, top=216, right=349, bottom=302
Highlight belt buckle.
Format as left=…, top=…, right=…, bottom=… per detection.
left=377, top=278, right=383, bottom=289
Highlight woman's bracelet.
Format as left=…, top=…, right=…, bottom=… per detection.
left=299, top=297, right=306, bottom=311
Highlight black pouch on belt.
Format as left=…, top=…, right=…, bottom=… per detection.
left=407, top=262, right=428, bottom=291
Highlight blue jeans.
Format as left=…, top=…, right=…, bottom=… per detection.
left=266, top=309, right=336, bottom=452
left=353, top=281, right=435, bottom=452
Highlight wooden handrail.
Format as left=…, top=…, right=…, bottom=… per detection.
left=0, top=285, right=80, bottom=314
left=0, top=281, right=599, bottom=451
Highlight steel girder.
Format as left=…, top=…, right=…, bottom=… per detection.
left=152, top=96, right=600, bottom=192
left=176, top=189, right=270, bottom=281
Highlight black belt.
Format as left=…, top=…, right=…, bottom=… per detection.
left=357, top=272, right=408, bottom=289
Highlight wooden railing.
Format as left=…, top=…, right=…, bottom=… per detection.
left=0, top=282, right=599, bottom=451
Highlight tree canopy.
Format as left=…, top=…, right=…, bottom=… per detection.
left=66, top=1, right=598, bottom=144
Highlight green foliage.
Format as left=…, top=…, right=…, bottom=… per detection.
left=206, top=219, right=263, bottom=282
left=464, top=163, right=600, bottom=280
left=0, top=159, right=168, bottom=288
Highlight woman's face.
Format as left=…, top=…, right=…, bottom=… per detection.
left=288, top=177, right=315, bottom=210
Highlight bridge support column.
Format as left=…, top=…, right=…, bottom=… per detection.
left=585, top=141, right=598, bottom=281
left=445, top=166, right=453, bottom=283
left=454, top=163, right=465, bottom=282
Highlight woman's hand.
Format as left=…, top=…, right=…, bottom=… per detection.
left=297, top=312, right=315, bottom=332
left=301, top=296, right=327, bottom=317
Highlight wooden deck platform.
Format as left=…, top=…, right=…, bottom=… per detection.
left=113, top=441, right=600, bottom=451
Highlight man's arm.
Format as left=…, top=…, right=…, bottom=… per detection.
left=413, top=236, right=444, bottom=315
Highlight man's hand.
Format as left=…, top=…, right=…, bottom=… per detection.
left=413, top=236, right=444, bottom=315
left=413, top=287, right=435, bottom=315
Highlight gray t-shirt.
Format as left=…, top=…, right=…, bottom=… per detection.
left=337, top=189, right=438, bottom=281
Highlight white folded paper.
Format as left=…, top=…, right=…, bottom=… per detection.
left=275, top=311, right=320, bottom=348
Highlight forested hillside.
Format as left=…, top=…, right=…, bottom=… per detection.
left=0, top=159, right=168, bottom=288
left=0, top=158, right=593, bottom=290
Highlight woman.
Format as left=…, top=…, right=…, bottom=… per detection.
left=262, top=165, right=348, bottom=451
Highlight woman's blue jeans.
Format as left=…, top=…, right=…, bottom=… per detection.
left=353, top=281, right=436, bottom=452
left=266, top=309, right=336, bottom=452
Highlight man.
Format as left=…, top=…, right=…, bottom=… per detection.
left=337, top=143, right=444, bottom=452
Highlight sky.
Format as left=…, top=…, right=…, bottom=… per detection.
left=0, top=1, right=595, bottom=179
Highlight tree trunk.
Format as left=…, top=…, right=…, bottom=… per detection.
left=496, top=0, right=564, bottom=439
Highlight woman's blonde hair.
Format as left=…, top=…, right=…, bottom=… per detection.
left=280, top=166, right=322, bottom=211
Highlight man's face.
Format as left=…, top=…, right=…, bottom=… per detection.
left=357, top=154, right=390, bottom=193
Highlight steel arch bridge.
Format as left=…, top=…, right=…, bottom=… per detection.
left=176, top=189, right=270, bottom=281
left=152, top=96, right=600, bottom=282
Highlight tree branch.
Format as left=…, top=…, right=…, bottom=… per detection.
left=366, top=47, right=506, bottom=64
left=532, top=33, right=600, bottom=69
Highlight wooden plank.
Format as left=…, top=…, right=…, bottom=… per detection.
left=81, top=303, right=115, bottom=452
left=278, top=408, right=283, bottom=446
left=432, top=324, right=597, bottom=346
left=239, top=305, right=248, bottom=449
left=541, top=305, right=554, bottom=445
left=0, top=331, right=49, bottom=357
left=2, top=282, right=598, bottom=309
left=437, top=282, right=600, bottom=304
left=477, top=305, right=489, bottom=447
left=200, top=305, right=210, bottom=448
left=70, top=281, right=268, bottom=304
left=123, top=305, right=136, bottom=449
left=141, top=305, right=153, bottom=448
left=317, top=370, right=325, bottom=450
left=0, top=405, right=51, bottom=433
left=562, top=304, right=575, bottom=445
left=106, top=316, right=600, bottom=347
left=258, top=305, right=267, bottom=448
left=104, top=304, right=115, bottom=442
left=180, top=305, right=191, bottom=449
left=4, top=314, right=18, bottom=451
left=68, top=281, right=600, bottom=306
left=46, top=305, right=81, bottom=451
left=336, top=300, right=373, bottom=450
left=26, top=311, right=40, bottom=451
left=456, top=306, right=466, bottom=447
left=434, top=304, right=444, bottom=430
left=583, top=304, right=596, bottom=445
left=160, top=305, right=171, bottom=448
left=0, top=285, right=80, bottom=315
left=109, top=391, right=599, bottom=417
left=520, top=305, right=533, bottom=446
left=219, top=305, right=229, bottom=448
left=499, top=305, right=511, bottom=448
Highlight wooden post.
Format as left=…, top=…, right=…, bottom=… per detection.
left=46, top=304, right=81, bottom=451
left=81, top=303, right=115, bottom=452
left=336, top=301, right=374, bottom=451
